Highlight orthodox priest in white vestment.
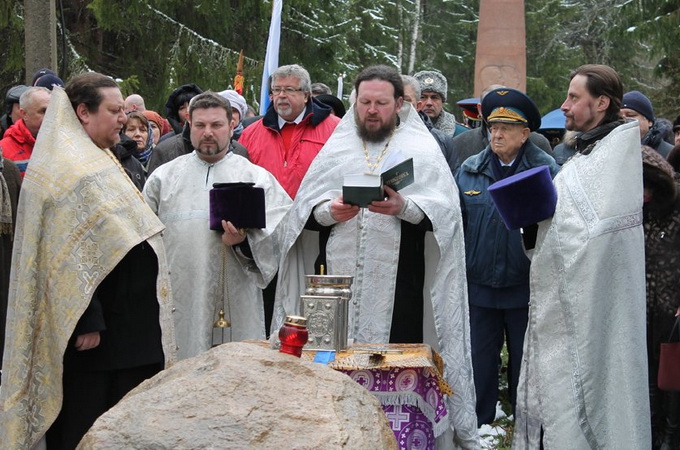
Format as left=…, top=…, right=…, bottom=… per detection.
left=513, top=120, right=651, bottom=448
left=273, top=101, right=479, bottom=448
left=144, top=151, right=291, bottom=360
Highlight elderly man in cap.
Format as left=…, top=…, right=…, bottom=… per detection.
left=0, top=87, right=52, bottom=177
left=455, top=88, right=558, bottom=427
left=1, top=85, right=28, bottom=137
left=450, top=85, right=553, bottom=173
left=413, top=70, right=468, bottom=137
left=621, top=90, right=673, bottom=158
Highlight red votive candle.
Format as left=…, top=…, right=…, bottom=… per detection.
left=279, top=315, right=308, bottom=357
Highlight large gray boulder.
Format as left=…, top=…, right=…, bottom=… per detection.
left=78, top=342, right=396, bottom=449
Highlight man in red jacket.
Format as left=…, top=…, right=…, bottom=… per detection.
left=240, top=64, right=340, bottom=199
left=0, top=86, right=51, bottom=177
left=240, top=64, right=340, bottom=333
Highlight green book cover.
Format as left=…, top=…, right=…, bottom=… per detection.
left=342, top=158, right=415, bottom=207
left=382, top=157, right=414, bottom=191
left=343, top=173, right=383, bottom=207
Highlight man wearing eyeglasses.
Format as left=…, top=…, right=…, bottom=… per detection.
left=240, top=64, right=341, bottom=199
left=240, top=64, right=341, bottom=335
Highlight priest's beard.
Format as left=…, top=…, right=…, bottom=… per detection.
left=356, top=109, right=397, bottom=143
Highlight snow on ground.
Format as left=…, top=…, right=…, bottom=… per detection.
left=479, top=401, right=511, bottom=449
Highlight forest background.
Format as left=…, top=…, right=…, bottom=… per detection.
left=2, top=0, right=680, bottom=121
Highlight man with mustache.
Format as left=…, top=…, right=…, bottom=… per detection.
left=240, top=64, right=340, bottom=333
left=143, top=91, right=291, bottom=360
left=273, top=65, right=479, bottom=448
left=413, top=70, right=468, bottom=137
left=240, top=64, right=340, bottom=199
left=513, top=65, right=650, bottom=448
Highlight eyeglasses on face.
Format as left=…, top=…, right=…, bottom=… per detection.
left=271, top=87, right=304, bottom=96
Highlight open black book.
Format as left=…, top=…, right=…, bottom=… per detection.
left=342, top=157, right=414, bottom=207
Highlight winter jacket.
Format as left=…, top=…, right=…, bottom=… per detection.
left=431, top=110, right=468, bottom=137
left=553, top=130, right=577, bottom=166
left=455, top=142, right=559, bottom=306
left=239, top=97, right=340, bottom=198
left=0, top=119, right=35, bottom=177
left=641, top=146, right=680, bottom=447
left=0, top=158, right=21, bottom=370
left=418, top=110, right=457, bottom=176
left=147, top=123, right=249, bottom=174
left=112, top=135, right=146, bottom=191
left=642, top=147, right=680, bottom=350
left=643, top=120, right=674, bottom=158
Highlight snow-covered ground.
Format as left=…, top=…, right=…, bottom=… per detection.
left=479, top=401, right=512, bottom=449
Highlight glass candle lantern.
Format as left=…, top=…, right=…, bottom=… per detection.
left=278, top=315, right=308, bottom=357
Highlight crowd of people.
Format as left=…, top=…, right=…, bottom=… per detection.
left=0, top=62, right=678, bottom=449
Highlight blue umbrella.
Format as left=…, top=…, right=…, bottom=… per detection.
left=540, top=108, right=566, bottom=130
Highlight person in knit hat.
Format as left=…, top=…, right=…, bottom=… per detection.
left=621, top=90, right=673, bottom=157
left=30, top=68, right=57, bottom=86
left=34, top=74, right=64, bottom=91
left=413, top=70, right=467, bottom=137
left=217, top=89, right=248, bottom=140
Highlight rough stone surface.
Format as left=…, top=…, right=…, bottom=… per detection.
left=474, top=0, right=527, bottom=95
left=78, top=342, right=396, bottom=449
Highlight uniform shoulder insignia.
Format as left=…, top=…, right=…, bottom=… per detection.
left=463, top=190, right=481, bottom=196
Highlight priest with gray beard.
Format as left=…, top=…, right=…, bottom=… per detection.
left=273, top=65, right=479, bottom=448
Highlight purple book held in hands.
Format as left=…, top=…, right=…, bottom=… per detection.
left=209, top=182, right=266, bottom=230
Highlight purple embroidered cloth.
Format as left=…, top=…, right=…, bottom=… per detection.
left=340, top=366, right=448, bottom=449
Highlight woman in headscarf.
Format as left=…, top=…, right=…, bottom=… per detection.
left=122, top=111, right=154, bottom=171
left=143, top=110, right=165, bottom=146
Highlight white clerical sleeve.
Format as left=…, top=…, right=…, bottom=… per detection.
left=142, top=174, right=161, bottom=214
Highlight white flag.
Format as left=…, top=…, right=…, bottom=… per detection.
left=259, top=0, right=283, bottom=115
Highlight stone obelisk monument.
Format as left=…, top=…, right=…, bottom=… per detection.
left=24, top=0, right=58, bottom=84
left=474, top=0, right=526, bottom=96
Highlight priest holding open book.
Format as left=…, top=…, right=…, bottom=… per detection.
left=273, top=65, right=479, bottom=448
left=143, top=92, right=291, bottom=360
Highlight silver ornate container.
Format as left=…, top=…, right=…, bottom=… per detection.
left=302, top=275, right=353, bottom=351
